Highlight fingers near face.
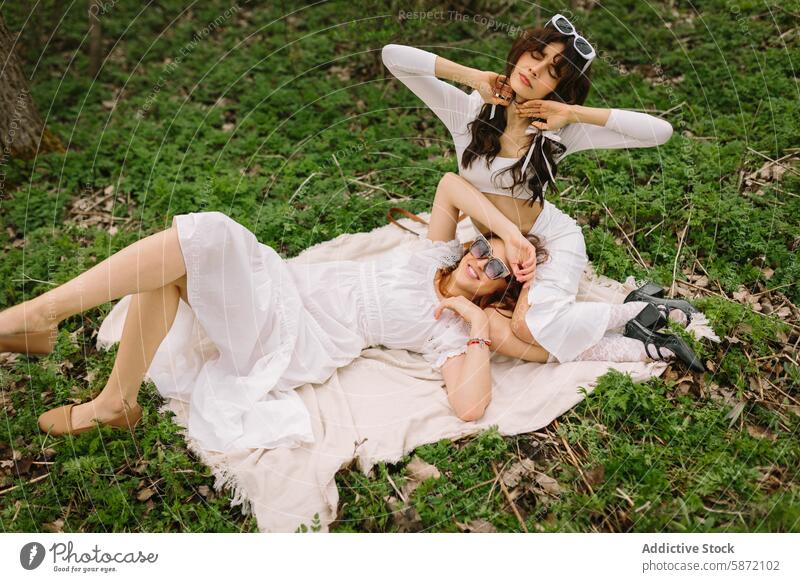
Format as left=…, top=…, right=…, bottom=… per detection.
left=518, top=99, right=543, bottom=112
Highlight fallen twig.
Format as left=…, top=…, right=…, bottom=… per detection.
left=558, top=433, right=595, bottom=495
left=485, top=457, right=513, bottom=502
left=462, top=477, right=499, bottom=495
left=347, top=177, right=391, bottom=196
left=386, top=473, right=407, bottom=504
left=0, top=472, right=50, bottom=496
left=491, top=461, right=528, bottom=533
left=287, top=172, right=320, bottom=205
left=746, top=147, right=800, bottom=179
left=751, top=282, right=796, bottom=297
left=332, top=154, right=350, bottom=198
left=702, top=503, right=747, bottom=528
left=669, top=207, right=693, bottom=298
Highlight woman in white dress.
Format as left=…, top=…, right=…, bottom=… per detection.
left=0, top=170, right=550, bottom=451
left=381, top=15, right=701, bottom=366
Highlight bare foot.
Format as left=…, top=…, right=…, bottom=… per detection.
left=69, top=396, right=131, bottom=431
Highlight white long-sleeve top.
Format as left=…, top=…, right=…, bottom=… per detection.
left=381, top=43, right=674, bottom=199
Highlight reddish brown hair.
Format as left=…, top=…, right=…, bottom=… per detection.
left=436, top=232, right=549, bottom=318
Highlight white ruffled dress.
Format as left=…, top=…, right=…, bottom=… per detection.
left=104, top=211, right=472, bottom=454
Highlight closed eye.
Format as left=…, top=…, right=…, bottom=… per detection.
left=530, top=50, right=558, bottom=78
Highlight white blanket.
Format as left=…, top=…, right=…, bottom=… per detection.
left=97, top=213, right=673, bottom=532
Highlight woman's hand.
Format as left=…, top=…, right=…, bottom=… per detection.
left=503, top=232, right=537, bottom=289
left=515, top=99, right=577, bottom=131
left=434, top=296, right=489, bottom=328
left=474, top=71, right=514, bottom=106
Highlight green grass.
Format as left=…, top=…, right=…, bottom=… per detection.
left=1, top=0, right=798, bottom=532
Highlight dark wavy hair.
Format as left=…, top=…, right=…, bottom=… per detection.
left=435, top=232, right=550, bottom=319
left=462, top=25, right=594, bottom=207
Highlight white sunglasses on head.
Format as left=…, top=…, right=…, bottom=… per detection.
left=547, top=13, right=596, bottom=75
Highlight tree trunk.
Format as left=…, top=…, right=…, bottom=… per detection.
left=88, top=0, right=102, bottom=76
left=0, top=13, right=63, bottom=162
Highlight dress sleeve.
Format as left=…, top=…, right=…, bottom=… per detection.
left=421, top=311, right=471, bottom=372
left=381, top=43, right=480, bottom=138
left=418, top=236, right=465, bottom=269
left=556, top=108, right=674, bottom=161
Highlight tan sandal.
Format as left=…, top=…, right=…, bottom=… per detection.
left=37, top=401, right=143, bottom=436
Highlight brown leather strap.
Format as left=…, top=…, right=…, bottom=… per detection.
left=387, top=206, right=467, bottom=237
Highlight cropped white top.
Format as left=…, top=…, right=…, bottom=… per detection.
left=381, top=43, right=674, bottom=199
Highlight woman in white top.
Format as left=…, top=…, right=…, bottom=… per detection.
left=381, top=17, right=685, bottom=365
left=1, top=172, right=552, bottom=448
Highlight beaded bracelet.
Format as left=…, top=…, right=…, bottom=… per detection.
left=467, top=337, right=492, bottom=348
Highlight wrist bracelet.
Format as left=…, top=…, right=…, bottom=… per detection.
left=467, top=337, right=492, bottom=348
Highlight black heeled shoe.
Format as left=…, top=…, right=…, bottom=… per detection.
left=624, top=305, right=706, bottom=372
left=632, top=302, right=668, bottom=332
left=635, top=281, right=665, bottom=298
left=624, top=283, right=699, bottom=325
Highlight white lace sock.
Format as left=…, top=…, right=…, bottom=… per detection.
left=605, top=301, right=650, bottom=331
left=570, top=331, right=675, bottom=363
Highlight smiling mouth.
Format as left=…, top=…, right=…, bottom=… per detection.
left=467, top=264, right=480, bottom=280
left=520, top=73, right=532, bottom=88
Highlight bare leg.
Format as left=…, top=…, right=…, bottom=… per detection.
left=67, top=276, right=185, bottom=429
left=0, top=224, right=186, bottom=338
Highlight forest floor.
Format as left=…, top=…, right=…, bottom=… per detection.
left=1, top=0, right=798, bottom=532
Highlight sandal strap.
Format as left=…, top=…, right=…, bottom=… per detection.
left=66, top=403, right=76, bottom=433
left=643, top=341, right=660, bottom=360
left=653, top=343, right=670, bottom=360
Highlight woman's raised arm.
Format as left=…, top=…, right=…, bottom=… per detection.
left=428, top=172, right=521, bottom=241
left=517, top=100, right=673, bottom=159
left=428, top=173, right=537, bottom=285
left=560, top=107, right=674, bottom=157
left=381, top=44, right=507, bottom=137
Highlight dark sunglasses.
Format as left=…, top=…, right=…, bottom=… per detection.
left=468, top=233, right=512, bottom=280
